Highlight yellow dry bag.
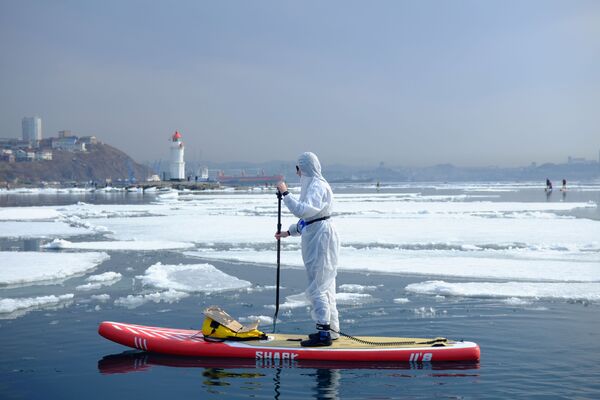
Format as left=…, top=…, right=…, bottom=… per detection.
left=201, top=306, right=267, bottom=341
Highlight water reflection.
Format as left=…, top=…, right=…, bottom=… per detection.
left=98, top=351, right=479, bottom=399
left=311, top=369, right=340, bottom=400
left=23, top=238, right=41, bottom=251
left=98, top=351, right=481, bottom=374
left=0, top=238, right=42, bottom=251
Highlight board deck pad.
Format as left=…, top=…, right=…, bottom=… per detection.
left=99, top=321, right=480, bottom=363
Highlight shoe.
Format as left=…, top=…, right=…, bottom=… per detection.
left=301, top=324, right=333, bottom=347
left=308, top=332, right=339, bottom=341
left=301, top=332, right=332, bottom=347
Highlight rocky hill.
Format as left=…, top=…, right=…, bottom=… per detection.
left=0, top=143, right=152, bottom=184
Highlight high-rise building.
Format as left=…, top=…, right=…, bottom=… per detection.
left=169, top=131, right=185, bottom=180
left=22, top=116, right=42, bottom=145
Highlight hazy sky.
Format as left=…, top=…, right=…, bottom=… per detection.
left=1, top=0, right=599, bottom=167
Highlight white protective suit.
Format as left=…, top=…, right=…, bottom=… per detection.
left=283, top=152, right=340, bottom=336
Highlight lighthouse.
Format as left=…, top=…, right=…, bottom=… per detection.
left=169, top=131, right=185, bottom=180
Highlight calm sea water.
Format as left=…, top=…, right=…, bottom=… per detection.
left=1, top=183, right=599, bottom=399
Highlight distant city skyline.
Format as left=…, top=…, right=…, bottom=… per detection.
left=1, top=1, right=599, bottom=167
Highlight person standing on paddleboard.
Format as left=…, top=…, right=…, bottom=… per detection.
left=275, top=152, right=340, bottom=347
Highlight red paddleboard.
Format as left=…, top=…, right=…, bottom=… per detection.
left=99, top=321, right=480, bottom=363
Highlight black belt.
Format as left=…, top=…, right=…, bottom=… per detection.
left=306, top=216, right=331, bottom=225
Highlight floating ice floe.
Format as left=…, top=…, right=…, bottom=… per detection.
left=405, top=280, right=600, bottom=302
left=43, top=238, right=195, bottom=251
left=76, top=271, right=122, bottom=291
left=114, top=290, right=189, bottom=309
left=413, top=307, right=441, bottom=317
left=0, top=294, right=74, bottom=316
left=393, top=298, right=411, bottom=304
left=91, top=294, right=111, bottom=302
left=0, top=251, right=110, bottom=286
left=338, top=284, right=379, bottom=293
left=239, top=315, right=274, bottom=325
left=503, top=297, right=531, bottom=306
left=136, top=262, right=252, bottom=293
left=265, top=293, right=310, bottom=310
left=337, top=292, right=374, bottom=305
left=266, top=291, right=374, bottom=310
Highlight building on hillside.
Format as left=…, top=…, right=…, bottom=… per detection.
left=0, top=138, right=33, bottom=149
left=169, top=131, right=185, bottom=180
left=58, top=130, right=73, bottom=138
left=38, top=138, right=53, bottom=148
left=0, top=149, right=15, bottom=163
left=15, top=149, right=35, bottom=161
left=22, top=116, right=42, bottom=146
left=35, top=150, right=53, bottom=161
left=52, top=136, right=86, bottom=152
left=147, top=174, right=161, bottom=182
left=80, top=136, right=98, bottom=145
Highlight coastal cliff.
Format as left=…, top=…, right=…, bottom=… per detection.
left=0, top=143, right=151, bottom=184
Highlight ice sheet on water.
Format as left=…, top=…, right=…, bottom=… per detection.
left=92, top=204, right=599, bottom=254
left=43, top=238, right=195, bottom=251
left=0, top=251, right=110, bottom=286
left=405, top=280, right=600, bottom=302
left=58, top=202, right=168, bottom=219
left=2, top=188, right=599, bottom=306
left=136, top=262, right=252, bottom=293
left=0, top=207, right=62, bottom=221
left=0, top=221, right=93, bottom=238
left=186, top=247, right=600, bottom=282
left=0, top=294, right=74, bottom=316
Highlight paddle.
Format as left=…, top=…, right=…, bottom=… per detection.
left=273, top=190, right=283, bottom=332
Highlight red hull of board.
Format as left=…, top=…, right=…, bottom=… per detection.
left=99, top=321, right=480, bottom=363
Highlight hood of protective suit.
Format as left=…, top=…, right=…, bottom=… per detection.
left=297, top=152, right=322, bottom=178
left=298, top=152, right=326, bottom=202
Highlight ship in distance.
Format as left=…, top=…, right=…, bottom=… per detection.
left=216, top=169, right=284, bottom=186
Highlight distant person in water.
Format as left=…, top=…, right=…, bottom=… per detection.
left=546, top=179, right=553, bottom=192
left=561, top=179, right=567, bottom=191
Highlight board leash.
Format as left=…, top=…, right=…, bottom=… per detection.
left=332, top=330, right=448, bottom=347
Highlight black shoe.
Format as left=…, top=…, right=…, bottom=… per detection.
left=308, top=332, right=338, bottom=341
left=302, top=325, right=333, bottom=347
left=301, top=334, right=332, bottom=347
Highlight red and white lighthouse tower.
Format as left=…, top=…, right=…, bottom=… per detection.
left=169, top=131, right=185, bottom=180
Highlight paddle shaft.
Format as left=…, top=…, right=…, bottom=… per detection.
left=273, top=191, right=283, bottom=330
